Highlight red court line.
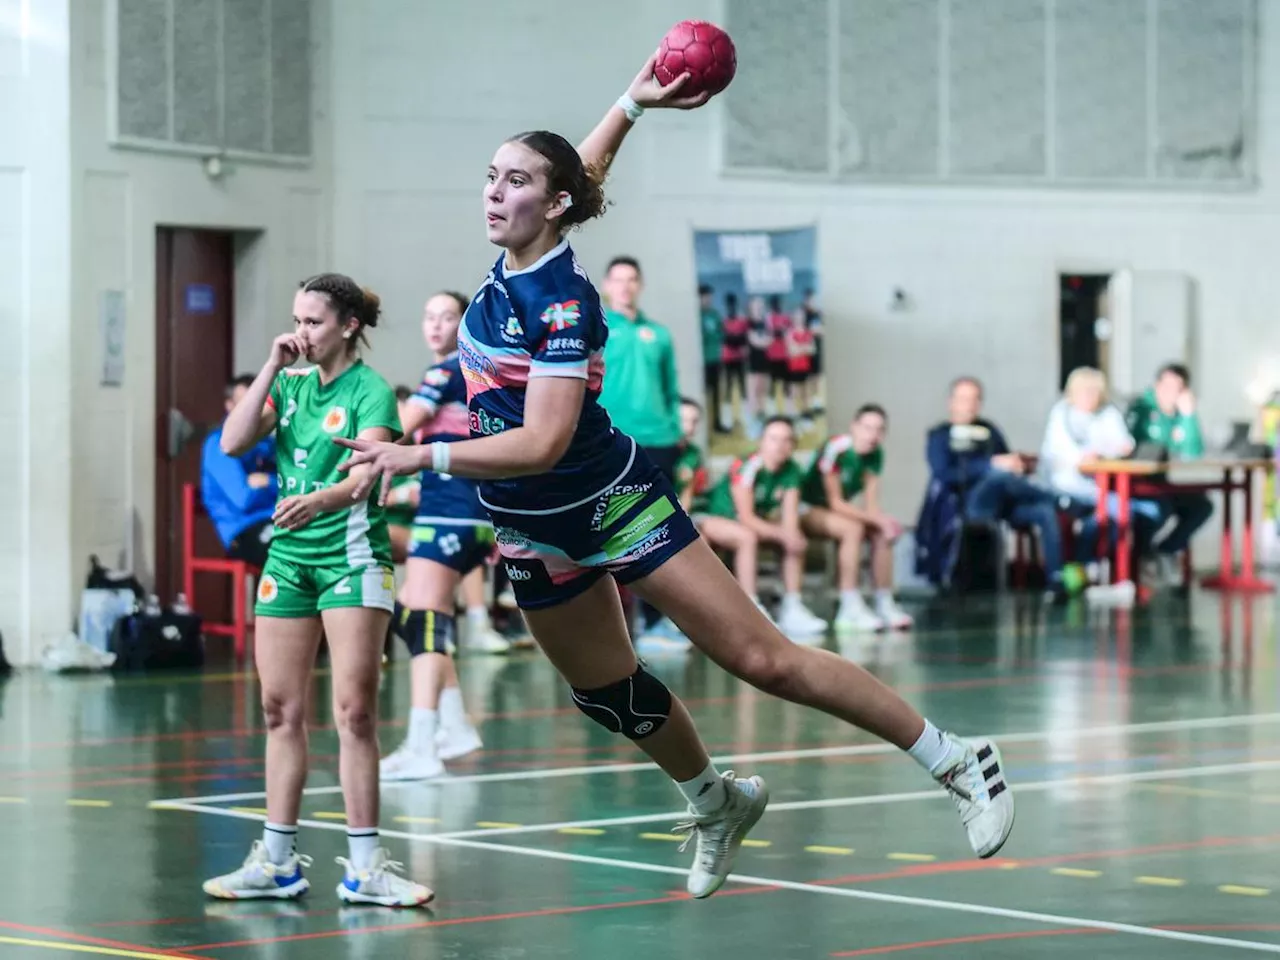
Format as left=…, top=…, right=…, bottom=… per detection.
left=0, top=920, right=209, bottom=959
left=831, top=927, right=1100, bottom=956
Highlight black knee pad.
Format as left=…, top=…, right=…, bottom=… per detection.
left=396, top=608, right=455, bottom=657
left=571, top=666, right=672, bottom=740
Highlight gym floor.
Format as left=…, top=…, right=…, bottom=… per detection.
left=2, top=590, right=1279, bottom=958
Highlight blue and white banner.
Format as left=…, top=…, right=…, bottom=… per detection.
left=692, top=226, right=825, bottom=456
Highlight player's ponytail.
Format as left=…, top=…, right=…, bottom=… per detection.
left=509, top=130, right=609, bottom=231
left=299, top=272, right=381, bottom=351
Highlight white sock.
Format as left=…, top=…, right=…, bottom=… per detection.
left=409, top=708, right=438, bottom=754
left=875, top=589, right=894, bottom=610
left=676, top=762, right=728, bottom=816
left=262, top=822, right=297, bottom=865
left=438, top=686, right=467, bottom=730
left=466, top=606, right=488, bottom=626
left=907, top=719, right=960, bottom=775
left=840, top=590, right=864, bottom=607
left=782, top=592, right=803, bottom=610
left=346, top=829, right=379, bottom=872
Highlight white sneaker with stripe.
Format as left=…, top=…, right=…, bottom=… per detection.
left=933, top=735, right=1015, bottom=859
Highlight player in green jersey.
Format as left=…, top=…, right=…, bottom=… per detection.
left=800, top=404, right=913, bottom=632
left=204, top=273, right=432, bottom=909
left=702, top=417, right=827, bottom=637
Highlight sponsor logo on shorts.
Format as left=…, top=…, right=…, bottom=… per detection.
left=495, top=527, right=532, bottom=549
left=257, top=575, right=278, bottom=603
left=590, top=484, right=654, bottom=532
left=504, top=565, right=532, bottom=582
left=321, top=406, right=348, bottom=434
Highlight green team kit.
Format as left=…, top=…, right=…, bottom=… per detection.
left=704, top=454, right=803, bottom=520
left=800, top=434, right=883, bottom=507
left=256, top=361, right=403, bottom=618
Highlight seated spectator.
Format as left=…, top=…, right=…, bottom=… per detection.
left=201, top=375, right=277, bottom=568
left=919, top=377, right=1067, bottom=599
left=1126, top=362, right=1214, bottom=578
left=1039, top=367, right=1162, bottom=561
left=800, top=404, right=913, bottom=632
left=701, top=416, right=827, bottom=636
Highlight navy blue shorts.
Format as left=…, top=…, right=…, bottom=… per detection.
left=408, top=517, right=495, bottom=575
left=486, top=452, right=699, bottom=611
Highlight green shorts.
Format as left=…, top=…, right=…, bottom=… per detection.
left=255, top=556, right=396, bottom=619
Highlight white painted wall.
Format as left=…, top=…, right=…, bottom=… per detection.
left=330, top=0, right=1280, bottom=548
left=67, top=0, right=333, bottom=610
left=0, top=0, right=74, bottom=665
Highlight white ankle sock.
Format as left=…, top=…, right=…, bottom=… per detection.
left=875, top=589, right=894, bottom=610
left=907, top=719, right=958, bottom=774
left=466, top=606, right=488, bottom=625
left=438, top=687, right=467, bottom=730
left=782, top=592, right=803, bottom=610
left=676, top=762, right=728, bottom=816
left=262, top=822, right=297, bottom=865
left=346, top=830, right=378, bottom=872
left=409, top=708, right=438, bottom=753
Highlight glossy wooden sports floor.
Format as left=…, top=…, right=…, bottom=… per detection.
left=3, top=589, right=1280, bottom=959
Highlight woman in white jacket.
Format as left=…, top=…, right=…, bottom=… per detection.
left=1039, top=367, right=1161, bottom=556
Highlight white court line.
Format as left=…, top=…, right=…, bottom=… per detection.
left=159, top=800, right=1280, bottom=954
left=155, top=710, right=1280, bottom=805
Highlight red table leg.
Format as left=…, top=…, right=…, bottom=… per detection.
left=1095, top=471, right=1110, bottom=579
left=1230, top=466, right=1274, bottom=592
left=1116, top=472, right=1132, bottom=584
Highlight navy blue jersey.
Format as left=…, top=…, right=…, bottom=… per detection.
left=457, top=240, right=636, bottom=513
left=408, top=352, right=485, bottom=521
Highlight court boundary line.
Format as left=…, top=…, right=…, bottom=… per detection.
left=154, top=710, right=1280, bottom=806
left=161, top=802, right=1280, bottom=955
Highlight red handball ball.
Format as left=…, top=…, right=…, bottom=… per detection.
left=654, top=20, right=737, bottom=99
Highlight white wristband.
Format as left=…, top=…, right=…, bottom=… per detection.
left=616, top=93, right=644, bottom=123
left=430, top=441, right=450, bottom=474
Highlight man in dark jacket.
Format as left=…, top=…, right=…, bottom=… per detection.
left=918, top=377, right=1065, bottom=596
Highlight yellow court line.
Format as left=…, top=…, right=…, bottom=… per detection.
left=639, top=833, right=684, bottom=843
left=887, top=853, right=936, bottom=862
left=1219, top=884, right=1270, bottom=897
left=66, top=800, right=112, bottom=808
left=0, top=935, right=190, bottom=960
left=474, top=821, right=522, bottom=829
left=1052, top=868, right=1103, bottom=879
left=0, top=797, right=28, bottom=804
left=1136, top=876, right=1187, bottom=887
left=739, top=839, right=772, bottom=849
left=393, top=816, right=441, bottom=825
left=557, top=827, right=606, bottom=836
left=312, top=812, right=347, bottom=821
left=805, top=845, right=853, bottom=855
left=230, top=807, right=268, bottom=815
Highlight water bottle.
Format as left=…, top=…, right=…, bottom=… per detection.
left=171, top=593, right=192, bottom=616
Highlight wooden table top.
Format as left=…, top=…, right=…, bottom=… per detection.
left=1080, top=458, right=1274, bottom=476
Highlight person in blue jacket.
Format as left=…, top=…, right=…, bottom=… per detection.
left=918, top=376, right=1066, bottom=598
left=201, top=375, right=277, bottom=567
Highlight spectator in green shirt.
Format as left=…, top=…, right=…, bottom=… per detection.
left=1126, top=362, right=1214, bottom=578
left=699, top=285, right=726, bottom=432
left=597, top=256, right=682, bottom=636
left=703, top=417, right=827, bottom=637
left=800, top=404, right=913, bottom=632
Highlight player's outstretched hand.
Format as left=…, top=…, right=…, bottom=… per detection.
left=627, top=51, right=711, bottom=110
left=334, top=436, right=423, bottom=505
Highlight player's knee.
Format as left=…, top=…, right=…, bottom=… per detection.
left=571, top=666, right=672, bottom=740
left=334, top=696, right=377, bottom=741
left=725, top=642, right=792, bottom=697
left=261, top=692, right=306, bottom=733
left=397, top=608, right=455, bottom=658
left=785, top=534, right=808, bottom=556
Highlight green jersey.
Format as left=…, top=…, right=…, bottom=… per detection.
left=801, top=434, right=883, bottom=506
left=268, top=361, right=402, bottom=566
left=674, top=442, right=710, bottom=512
left=700, top=306, right=723, bottom=365
left=706, top=453, right=803, bottom=520
left=597, top=310, right=681, bottom=448
left=1126, top=387, right=1204, bottom=460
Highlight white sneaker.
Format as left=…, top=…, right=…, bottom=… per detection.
left=875, top=597, right=914, bottom=631
left=436, top=723, right=483, bottom=761
left=203, top=841, right=312, bottom=900
left=777, top=598, right=827, bottom=637
left=462, top=618, right=512, bottom=654
left=335, top=848, right=434, bottom=907
left=636, top=618, right=693, bottom=657
left=674, top=772, right=769, bottom=898
left=379, top=743, right=445, bottom=782
left=934, top=736, right=1015, bottom=859
left=834, top=595, right=884, bottom=633
left=496, top=586, right=518, bottom=610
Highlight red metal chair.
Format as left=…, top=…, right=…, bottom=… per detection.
left=182, top=483, right=259, bottom=661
